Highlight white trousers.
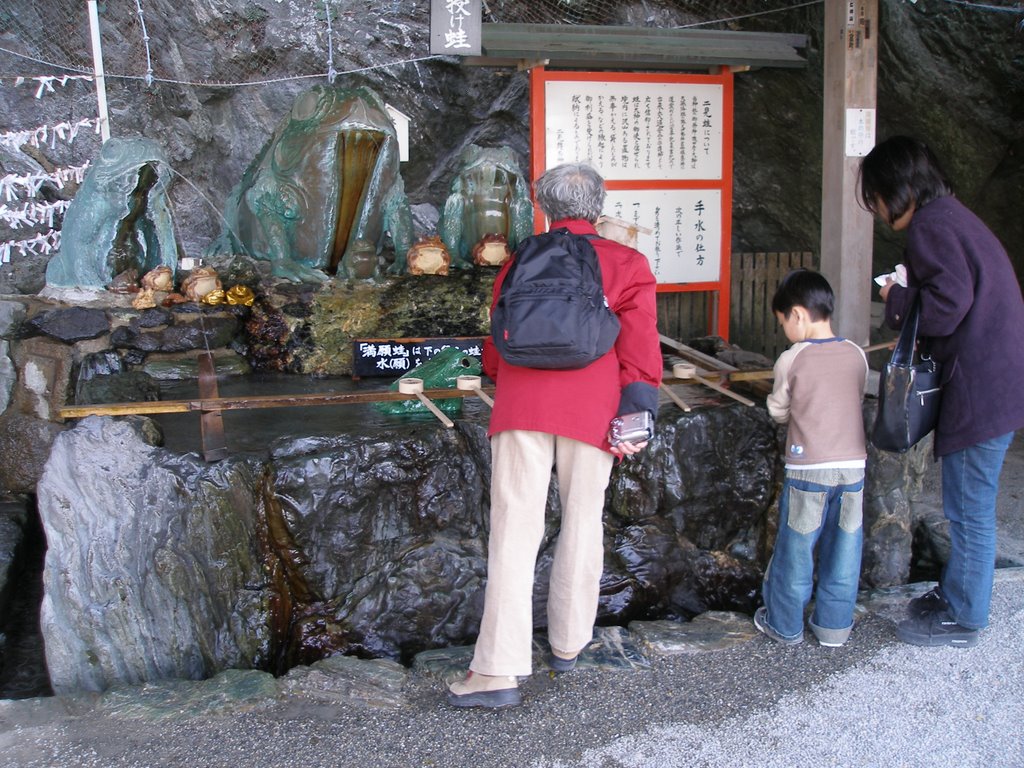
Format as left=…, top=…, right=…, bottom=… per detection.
left=470, top=429, right=614, bottom=676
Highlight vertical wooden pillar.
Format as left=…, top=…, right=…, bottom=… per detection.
left=820, top=0, right=878, bottom=344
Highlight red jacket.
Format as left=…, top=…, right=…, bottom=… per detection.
left=483, top=218, right=663, bottom=451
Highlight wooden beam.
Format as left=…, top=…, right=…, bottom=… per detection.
left=467, top=23, right=808, bottom=70
left=820, top=1, right=878, bottom=345
left=58, top=385, right=495, bottom=420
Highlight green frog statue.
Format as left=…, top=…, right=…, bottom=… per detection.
left=209, top=84, right=414, bottom=282
left=438, top=144, right=534, bottom=269
left=45, top=137, right=179, bottom=290
left=374, top=347, right=483, bottom=418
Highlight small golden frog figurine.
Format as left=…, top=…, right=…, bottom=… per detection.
left=225, top=285, right=256, bottom=306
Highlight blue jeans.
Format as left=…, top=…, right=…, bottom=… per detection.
left=939, top=431, right=1014, bottom=630
left=761, top=467, right=865, bottom=641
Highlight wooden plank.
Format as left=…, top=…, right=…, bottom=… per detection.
left=482, top=24, right=808, bottom=48
left=58, top=385, right=496, bottom=420
left=659, top=334, right=738, bottom=372
left=198, top=352, right=228, bottom=462
left=477, top=24, right=808, bottom=69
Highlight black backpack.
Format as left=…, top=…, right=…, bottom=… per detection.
left=490, top=228, right=621, bottom=369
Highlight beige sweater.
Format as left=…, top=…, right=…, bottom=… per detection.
left=767, top=338, right=869, bottom=468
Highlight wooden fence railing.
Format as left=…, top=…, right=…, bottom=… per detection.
left=657, top=251, right=816, bottom=361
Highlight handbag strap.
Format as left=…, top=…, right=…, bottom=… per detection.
left=891, top=295, right=921, bottom=366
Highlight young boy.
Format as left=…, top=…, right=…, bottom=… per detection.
left=756, top=269, right=869, bottom=647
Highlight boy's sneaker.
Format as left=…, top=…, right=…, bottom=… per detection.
left=809, top=619, right=851, bottom=648
left=753, top=606, right=803, bottom=646
left=895, top=609, right=979, bottom=648
left=906, top=585, right=948, bottom=618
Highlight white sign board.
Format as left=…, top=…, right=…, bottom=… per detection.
left=429, top=0, right=482, bottom=56
left=603, top=189, right=722, bottom=285
left=543, top=80, right=725, bottom=181
left=844, top=107, right=875, bottom=157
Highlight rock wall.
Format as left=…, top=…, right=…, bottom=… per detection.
left=1, top=1, right=1021, bottom=295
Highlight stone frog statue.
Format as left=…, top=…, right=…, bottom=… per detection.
left=45, top=137, right=179, bottom=290
left=374, top=347, right=483, bottom=418
left=209, top=84, right=414, bottom=282
left=438, top=144, right=533, bottom=269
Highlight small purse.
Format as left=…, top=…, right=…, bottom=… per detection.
left=871, top=296, right=943, bottom=453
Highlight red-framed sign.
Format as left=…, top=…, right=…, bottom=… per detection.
left=529, top=67, right=734, bottom=339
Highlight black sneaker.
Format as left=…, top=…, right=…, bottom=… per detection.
left=895, top=610, right=979, bottom=648
left=906, top=586, right=949, bottom=619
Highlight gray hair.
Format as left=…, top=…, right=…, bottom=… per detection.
left=533, top=163, right=606, bottom=223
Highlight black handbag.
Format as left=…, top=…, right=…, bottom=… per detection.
left=871, top=296, right=943, bottom=453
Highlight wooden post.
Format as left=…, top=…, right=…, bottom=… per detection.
left=820, top=0, right=878, bottom=345
left=87, top=0, right=111, bottom=141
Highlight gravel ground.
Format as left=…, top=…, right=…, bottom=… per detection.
left=0, top=570, right=1021, bottom=768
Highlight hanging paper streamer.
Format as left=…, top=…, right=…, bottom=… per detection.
left=4, top=75, right=95, bottom=99
left=0, top=200, right=72, bottom=230
left=0, top=229, right=61, bottom=264
left=0, top=164, right=91, bottom=202
left=0, top=118, right=101, bottom=152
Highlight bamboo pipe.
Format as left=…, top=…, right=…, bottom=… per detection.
left=456, top=375, right=494, bottom=407
left=397, top=377, right=455, bottom=428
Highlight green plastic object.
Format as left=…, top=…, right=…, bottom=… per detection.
left=375, top=347, right=483, bottom=418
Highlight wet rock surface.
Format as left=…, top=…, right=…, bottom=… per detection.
left=30, top=383, right=945, bottom=693
left=0, top=495, right=51, bottom=700
left=34, top=393, right=783, bottom=689
left=24, top=307, right=110, bottom=343
left=37, top=417, right=271, bottom=693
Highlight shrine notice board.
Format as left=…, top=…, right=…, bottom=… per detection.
left=529, top=68, right=734, bottom=338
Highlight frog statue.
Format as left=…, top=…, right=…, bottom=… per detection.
left=209, top=84, right=414, bottom=282
left=438, top=144, right=534, bottom=269
left=374, top=347, right=482, bottom=418
left=45, top=137, right=179, bottom=290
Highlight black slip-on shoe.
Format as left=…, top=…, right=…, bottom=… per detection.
left=447, top=672, right=522, bottom=709
left=447, top=686, right=522, bottom=709
left=896, top=610, right=979, bottom=648
left=547, top=653, right=578, bottom=673
left=906, top=586, right=949, bottom=619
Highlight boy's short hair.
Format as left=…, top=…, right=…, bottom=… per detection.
left=771, top=269, right=834, bottom=321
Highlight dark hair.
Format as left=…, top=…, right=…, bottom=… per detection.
left=857, top=136, right=953, bottom=225
left=771, top=268, right=834, bottom=321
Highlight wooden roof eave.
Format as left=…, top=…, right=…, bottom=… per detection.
left=463, top=23, right=808, bottom=72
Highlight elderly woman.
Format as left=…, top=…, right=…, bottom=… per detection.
left=447, top=163, right=663, bottom=708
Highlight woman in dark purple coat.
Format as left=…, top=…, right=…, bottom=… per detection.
left=860, top=136, right=1024, bottom=648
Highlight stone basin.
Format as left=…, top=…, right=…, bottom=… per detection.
left=36, top=386, right=795, bottom=693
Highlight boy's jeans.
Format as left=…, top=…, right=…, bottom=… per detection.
left=761, top=467, right=864, bottom=642
left=940, top=431, right=1014, bottom=630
